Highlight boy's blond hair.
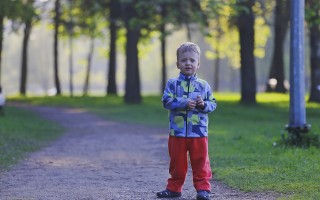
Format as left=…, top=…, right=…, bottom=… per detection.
left=176, top=42, right=201, bottom=61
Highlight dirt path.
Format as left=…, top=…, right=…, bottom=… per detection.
left=0, top=105, right=280, bottom=200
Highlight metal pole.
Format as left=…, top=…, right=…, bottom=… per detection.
left=286, top=0, right=310, bottom=135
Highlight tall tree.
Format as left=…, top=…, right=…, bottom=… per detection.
left=206, top=2, right=240, bottom=92
left=122, top=0, right=195, bottom=103
left=306, top=0, right=320, bottom=103
left=0, top=12, right=4, bottom=91
left=58, top=0, right=76, bottom=96
left=213, top=20, right=222, bottom=92
left=106, top=0, right=120, bottom=95
left=121, top=0, right=165, bottom=103
left=159, top=2, right=167, bottom=93
left=206, top=1, right=271, bottom=93
left=237, top=0, right=256, bottom=104
left=66, top=0, right=74, bottom=97
left=83, top=35, right=95, bottom=96
left=0, top=14, right=4, bottom=92
left=265, top=0, right=290, bottom=93
left=62, top=0, right=105, bottom=96
left=20, top=19, right=32, bottom=95
left=95, top=0, right=121, bottom=96
left=123, top=0, right=142, bottom=103
left=0, top=0, right=21, bottom=91
left=19, top=0, right=38, bottom=95
left=53, top=0, right=62, bottom=95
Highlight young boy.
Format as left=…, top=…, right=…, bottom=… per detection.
left=157, top=42, right=217, bottom=200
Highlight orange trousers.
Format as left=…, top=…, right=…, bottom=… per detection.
left=166, top=136, right=212, bottom=193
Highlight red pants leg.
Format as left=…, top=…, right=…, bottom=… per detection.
left=188, top=137, right=212, bottom=191
left=166, top=136, right=188, bottom=192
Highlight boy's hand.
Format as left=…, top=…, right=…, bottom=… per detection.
left=187, top=99, right=196, bottom=110
left=196, top=95, right=205, bottom=109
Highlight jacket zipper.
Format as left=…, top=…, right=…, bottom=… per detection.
left=185, top=78, right=191, bottom=137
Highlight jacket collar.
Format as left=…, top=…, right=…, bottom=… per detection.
left=178, top=73, right=197, bottom=81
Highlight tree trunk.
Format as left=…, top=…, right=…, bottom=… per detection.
left=68, top=32, right=73, bottom=97
left=0, top=15, right=3, bottom=89
left=160, top=20, right=167, bottom=93
left=266, top=0, right=289, bottom=93
left=214, top=56, right=220, bottom=92
left=214, top=20, right=222, bottom=92
left=308, top=23, right=320, bottom=103
left=68, top=0, right=74, bottom=97
left=107, top=13, right=117, bottom=95
left=83, top=36, right=95, bottom=96
left=20, top=20, right=32, bottom=95
left=54, top=0, right=61, bottom=95
left=124, top=27, right=141, bottom=104
left=124, top=1, right=141, bottom=104
left=237, top=0, right=256, bottom=104
left=186, top=23, right=192, bottom=41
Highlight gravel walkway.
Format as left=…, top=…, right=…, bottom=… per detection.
left=0, top=105, right=280, bottom=200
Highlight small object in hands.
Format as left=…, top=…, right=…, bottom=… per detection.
left=196, top=95, right=204, bottom=109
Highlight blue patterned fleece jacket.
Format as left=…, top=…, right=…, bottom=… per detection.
left=162, top=73, right=217, bottom=138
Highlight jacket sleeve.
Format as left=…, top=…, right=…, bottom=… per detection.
left=162, top=80, right=188, bottom=111
left=199, top=83, right=217, bottom=113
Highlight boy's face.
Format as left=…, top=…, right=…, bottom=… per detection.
left=176, top=51, right=200, bottom=76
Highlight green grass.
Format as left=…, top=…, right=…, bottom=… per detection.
left=0, top=107, right=63, bottom=171
left=9, top=93, right=320, bottom=199
left=209, top=93, right=320, bottom=200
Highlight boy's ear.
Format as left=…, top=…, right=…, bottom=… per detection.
left=176, top=62, right=180, bottom=69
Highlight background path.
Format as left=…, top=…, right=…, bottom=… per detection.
left=0, top=105, right=280, bottom=200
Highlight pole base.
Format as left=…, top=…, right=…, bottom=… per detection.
left=285, top=124, right=311, bottom=133
left=282, top=124, right=317, bottom=148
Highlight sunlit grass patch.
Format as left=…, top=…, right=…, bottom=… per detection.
left=256, top=92, right=290, bottom=103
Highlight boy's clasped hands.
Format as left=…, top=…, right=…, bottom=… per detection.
left=187, top=95, right=204, bottom=110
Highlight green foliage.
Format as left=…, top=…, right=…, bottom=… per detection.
left=8, top=0, right=41, bottom=28
left=205, top=0, right=272, bottom=68
left=0, top=107, right=63, bottom=171
left=59, top=0, right=106, bottom=39
left=10, top=93, right=320, bottom=199
left=306, top=0, right=320, bottom=26
left=0, top=0, right=23, bottom=19
left=119, top=0, right=212, bottom=40
left=205, top=3, right=239, bottom=62
left=21, top=0, right=38, bottom=21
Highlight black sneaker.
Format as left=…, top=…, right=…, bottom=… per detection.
left=156, top=189, right=182, bottom=198
left=196, top=190, right=210, bottom=200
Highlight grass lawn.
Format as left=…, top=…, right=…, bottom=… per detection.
left=8, top=93, right=320, bottom=199
left=0, top=107, right=63, bottom=171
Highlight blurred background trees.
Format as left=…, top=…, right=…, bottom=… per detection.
left=1, top=0, right=320, bottom=104
left=265, top=0, right=289, bottom=93
left=0, top=0, right=24, bottom=94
